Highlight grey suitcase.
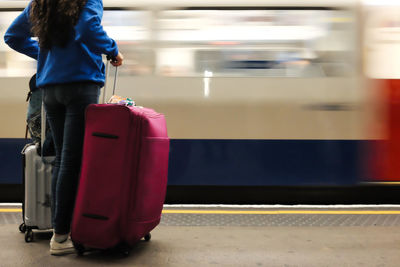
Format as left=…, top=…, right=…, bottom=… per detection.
left=19, top=101, right=54, bottom=242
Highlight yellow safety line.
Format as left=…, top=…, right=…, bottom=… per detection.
left=162, top=210, right=400, bottom=215
left=3, top=208, right=400, bottom=215
left=0, top=209, right=21, bottom=212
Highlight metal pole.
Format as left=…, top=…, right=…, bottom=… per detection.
left=113, top=66, right=118, bottom=96
left=102, top=59, right=111, bottom=104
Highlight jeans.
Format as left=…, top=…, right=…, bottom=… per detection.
left=43, top=82, right=100, bottom=234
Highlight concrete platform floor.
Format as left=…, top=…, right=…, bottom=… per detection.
left=2, top=207, right=400, bottom=266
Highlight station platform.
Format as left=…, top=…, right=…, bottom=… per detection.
left=1, top=204, right=400, bottom=266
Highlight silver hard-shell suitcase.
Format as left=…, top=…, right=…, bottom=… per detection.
left=19, top=101, right=53, bottom=242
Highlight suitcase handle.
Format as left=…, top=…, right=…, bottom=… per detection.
left=40, top=96, right=53, bottom=164
left=103, top=56, right=119, bottom=104
left=41, top=99, right=46, bottom=152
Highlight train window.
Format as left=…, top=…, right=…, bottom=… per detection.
left=0, top=10, right=153, bottom=77
left=155, top=9, right=357, bottom=77
left=0, top=12, right=36, bottom=77
left=102, top=10, right=153, bottom=76
left=364, top=5, right=400, bottom=78
left=0, top=8, right=357, bottom=78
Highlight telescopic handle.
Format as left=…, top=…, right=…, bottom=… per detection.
left=103, top=56, right=118, bottom=104
left=41, top=100, right=46, bottom=149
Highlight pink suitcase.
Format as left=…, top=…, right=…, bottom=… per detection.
left=71, top=103, right=169, bottom=254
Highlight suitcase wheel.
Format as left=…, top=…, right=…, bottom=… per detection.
left=116, top=243, right=131, bottom=257
left=19, top=223, right=26, bottom=233
left=120, top=247, right=130, bottom=257
left=73, top=242, right=85, bottom=256
left=25, top=229, right=33, bottom=242
left=144, top=233, right=151, bottom=242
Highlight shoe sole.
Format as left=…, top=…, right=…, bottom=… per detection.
left=50, top=248, right=76, bottom=256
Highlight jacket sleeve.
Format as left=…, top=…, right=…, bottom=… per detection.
left=4, top=3, right=39, bottom=60
left=75, top=0, right=118, bottom=57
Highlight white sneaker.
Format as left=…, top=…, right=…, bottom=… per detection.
left=50, top=235, right=76, bottom=256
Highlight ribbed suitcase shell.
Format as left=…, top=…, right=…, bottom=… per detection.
left=22, top=145, right=53, bottom=234
left=71, top=104, right=169, bottom=249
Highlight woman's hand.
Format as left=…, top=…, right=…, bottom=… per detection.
left=111, top=52, right=123, bottom=67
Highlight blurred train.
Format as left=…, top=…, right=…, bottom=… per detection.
left=1, top=0, right=400, bottom=203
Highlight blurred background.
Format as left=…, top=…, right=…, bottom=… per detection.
left=0, top=0, right=400, bottom=203
left=0, top=3, right=359, bottom=78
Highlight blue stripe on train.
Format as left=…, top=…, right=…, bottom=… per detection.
left=0, top=138, right=363, bottom=186
left=168, top=139, right=363, bottom=186
left=0, top=139, right=30, bottom=184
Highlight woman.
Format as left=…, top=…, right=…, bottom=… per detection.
left=4, top=0, right=123, bottom=255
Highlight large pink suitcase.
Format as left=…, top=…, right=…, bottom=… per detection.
left=71, top=103, right=169, bottom=254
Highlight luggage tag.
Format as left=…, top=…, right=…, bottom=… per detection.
left=108, top=95, right=135, bottom=107
left=104, top=57, right=137, bottom=107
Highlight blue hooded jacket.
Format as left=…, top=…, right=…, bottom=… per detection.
left=4, top=0, right=118, bottom=87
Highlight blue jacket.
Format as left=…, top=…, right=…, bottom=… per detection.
left=4, top=0, right=118, bottom=87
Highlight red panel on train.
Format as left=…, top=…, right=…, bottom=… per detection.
left=370, top=79, right=400, bottom=181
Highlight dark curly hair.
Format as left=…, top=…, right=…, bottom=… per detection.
left=30, top=0, right=87, bottom=49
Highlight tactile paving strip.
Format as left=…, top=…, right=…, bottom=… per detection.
left=0, top=212, right=21, bottom=225
left=3, top=211, right=400, bottom=227
left=160, top=213, right=400, bottom=227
